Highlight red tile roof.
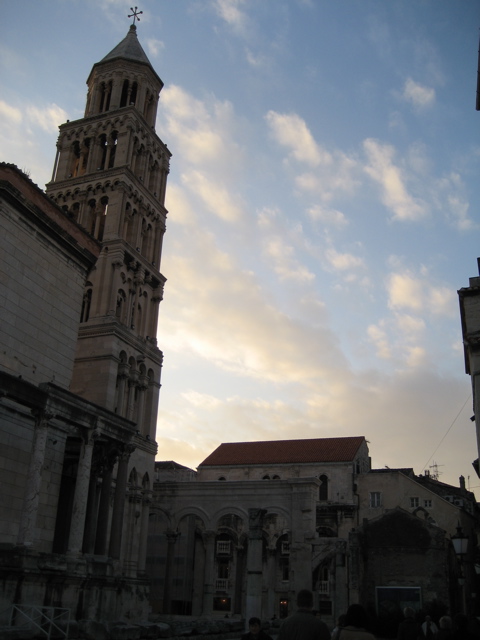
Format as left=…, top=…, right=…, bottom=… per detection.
left=198, top=436, right=366, bottom=467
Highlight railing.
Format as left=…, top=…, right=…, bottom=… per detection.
left=215, top=578, right=229, bottom=590
left=318, top=580, right=330, bottom=595
left=9, top=604, right=70, bottom=639
left=216, top=541, right=231, bottom=554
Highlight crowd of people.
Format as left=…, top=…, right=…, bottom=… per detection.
left=240, top=590, right=480, bottom=640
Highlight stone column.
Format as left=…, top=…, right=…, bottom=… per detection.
left=83, top=456, right=101, bottom=553
left=267, top=547, right=277, bottom=618
left=17, top=410, right=52, bottom=547
left=202, top=530, right=216, bottom=616
left=163, top=529, right=179, bottom=614
left=67, top=428, right=98, bottom=555
left=94, top=449, right=116, bottom=555
left=245, top=508, right=266, bottom=625
left=136, top=374, right=149, bottom=431
left=109, top=444, right=135, bottom=559
left=192, top=534, right=206, bottom=616
left=137, top=490, right=152, bottom=576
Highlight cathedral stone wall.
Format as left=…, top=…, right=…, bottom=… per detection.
left=0, top=164, right=99, bottom=388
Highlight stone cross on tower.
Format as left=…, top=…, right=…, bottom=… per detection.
left=128, top=6, right=143, bottom=25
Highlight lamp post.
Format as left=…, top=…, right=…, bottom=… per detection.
left=452, top=523, right=469, bottom=614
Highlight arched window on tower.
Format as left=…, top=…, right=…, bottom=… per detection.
left=80, top=288, right=92, bottom=323
left=96, top=196, right=108, bottom=241
left=116, top=289, right=127, bottom=324
left=99, top=81, right=112, bottom=113
left=319, top=474, right=329, bottom=501
left=120, top=79, right=129, bottom=108
left=86, top=199, right=96, bottom=236
left=108, top=131, right=118, bottom=169
left=98, top=134, right=108, bottom=170
left=71, top=141, right=81, bottom=178
left=130, top=81, right=138, bottom=106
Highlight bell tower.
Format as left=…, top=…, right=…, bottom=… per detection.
left=46, top=24, right=171, bottom=443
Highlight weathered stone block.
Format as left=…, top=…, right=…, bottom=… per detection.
left=109, top=623, right=142, bottom=640
left=79, top=619, right=109, bottom=640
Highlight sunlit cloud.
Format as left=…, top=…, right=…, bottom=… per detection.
left=263, top=235, right=315, bottom=282
left=0, top=100, right=22, bottom=124
left=26, top=104, right=67, bottom=134
left=363, top=138, right=428, bottom=221
left=387, top=270, right=456, bottom=317
left=181, top=170, right=243, bottom=222
left=265, top=111, right=331, bottom=166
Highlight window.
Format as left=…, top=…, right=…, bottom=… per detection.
left=319, top=474, right=328, bottom=501
left=280, top=557, right=289, bottom=581
left=281, top=541, right=290, bottom=555
left=369, top=492, right=382, bottom=507
left=410, top=497, right=419, bottom=508
left=424, top=499, right=432, bottom=508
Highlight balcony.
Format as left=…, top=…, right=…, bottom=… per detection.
left=318, top=580, right=329, bottom=595
left=215, top=578, right=229, bottom=591
left=216, top=541, right=231, bottom=556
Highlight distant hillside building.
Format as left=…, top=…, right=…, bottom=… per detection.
left=0, top=23, right=171, bottom=628
left=148, top=437, right=480, bottom=627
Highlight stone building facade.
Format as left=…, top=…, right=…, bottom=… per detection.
left=458, top=265, right=480, bottom=477
left=147, top=438, right=479, bottom=628
left=0, top=24, right=170, bottom=628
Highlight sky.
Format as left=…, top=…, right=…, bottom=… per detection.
left=1, top=0, right=480, bottom=493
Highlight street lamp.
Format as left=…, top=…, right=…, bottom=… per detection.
left=452, top=523, right=469, bottom=557
left=452, top=523, right=469, bottom=614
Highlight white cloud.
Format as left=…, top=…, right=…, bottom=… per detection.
left=307, top=204, right=348, bottom=228
left=265, top=111, right=330, bottom=167
left=181, top=170, right=243, bottom=223
left=402, top=77, right=435, bottom=110
left=263, top=235, right=315, bottom=283
left=388, top=272, right=423, bottom=311
left=146, top=38, right=164, bottom=57
left=387, top=270, right=456, bottom=318
left=26, top=104, right=67, bottom=134
left=363, top=138, right=428, bottom=221
left=325, top=247, right=365, bottom=272
left=0, top=99, right=22, bottom=124
left=368, top=322, right=391, bottom=360
left=214, top=0, right=248, bottom=33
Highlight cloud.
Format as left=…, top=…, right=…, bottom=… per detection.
left=213, top=0, right=248, bottom=34
left=265, top=110, right=331, bottom=167
left=325, top=247, right=365, bottom=272
left=26, top=104, right=67, bottom=134
left=367, top=322, right=391, bottom=360
left=262, top=235, right=315, bottom=283
left=307, top=204, right=348, bottom=229
left=0, top=100, right=22, bottom=124
left=387, top=272, right=423, bottom=311
left=363, top=138, right=428, bottom=221
left=387, top=271, right=456, bottom=317
left=146, top=38, right=164, bottom=57
left=181, top=170, right=243, bottom=222
left=402, top=77, right=435, bottom=110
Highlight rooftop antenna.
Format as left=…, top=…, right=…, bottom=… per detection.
left=128, top=6, right=143, bottom=26
left=429, top=461, right=444, bottom=481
